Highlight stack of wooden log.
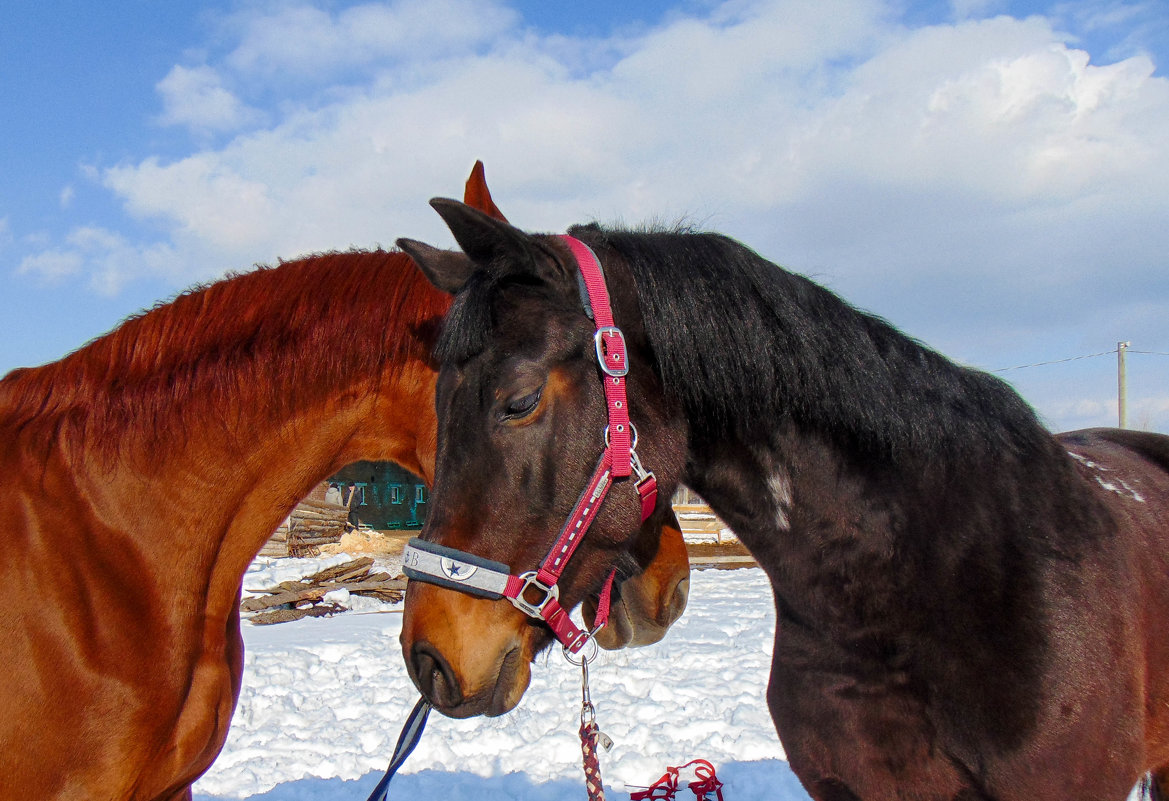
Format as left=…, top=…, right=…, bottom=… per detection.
left=260, top=486, right=355, bottom=558
left=241, top=557, right=406, bottom=624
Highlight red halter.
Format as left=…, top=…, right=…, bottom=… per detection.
left=403, top=234, right=658, bottom=654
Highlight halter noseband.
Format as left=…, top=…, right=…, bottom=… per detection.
left=402, top=235, right=658, bottom=654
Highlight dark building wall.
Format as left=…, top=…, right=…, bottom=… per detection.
left=328, top=461, right=427, bottom=530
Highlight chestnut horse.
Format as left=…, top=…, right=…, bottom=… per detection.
left=398, top=199, right=1169, bottom=801
left=0, top=166, right=689, bottom=801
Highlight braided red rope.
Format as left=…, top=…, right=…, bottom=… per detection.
left=580, top=717, right=606, bottom=800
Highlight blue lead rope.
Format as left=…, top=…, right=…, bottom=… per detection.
left=365, top=696, right=432, bottom=801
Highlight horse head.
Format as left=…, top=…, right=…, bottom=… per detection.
left=397, top=200, right=689, bottom=717
left=452, top=167, right=690, bottom=655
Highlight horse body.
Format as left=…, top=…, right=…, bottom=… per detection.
left=1, top=250, right=446, bottom=799
left=400, top=202, right=1169, bottom=801
left=0, top=168, right=691, bottom=799
left=697, top=422, right=1168, bottom=800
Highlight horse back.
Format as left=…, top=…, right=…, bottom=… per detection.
left=1058, top=427, right=1169, bottom=772
left=1067, top=428, right=1169, bottom=474
left=1058, top=428, right=1169, bottom=514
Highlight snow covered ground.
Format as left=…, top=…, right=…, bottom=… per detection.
left=194, top=560, right=810, bottom=800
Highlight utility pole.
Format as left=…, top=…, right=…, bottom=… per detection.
left=1117, top=341, right=1130, bottom=429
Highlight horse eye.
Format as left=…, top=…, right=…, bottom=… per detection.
left=503, top=388, right=543, bottom=420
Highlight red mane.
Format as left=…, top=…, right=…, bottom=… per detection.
left=0, top=249, right=450, bottom=464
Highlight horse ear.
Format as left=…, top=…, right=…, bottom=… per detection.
left=463, top=161, right=508, bottom=223
left=415, top=197, right=570, bottom=291
left=397, top=239, right=475, bottom=294
left=427, top=197, right=538, bottom=272
left=404, top=167, right=511, bottom=294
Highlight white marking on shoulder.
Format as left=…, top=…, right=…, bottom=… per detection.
left=768, top=472, right=793, bottom=530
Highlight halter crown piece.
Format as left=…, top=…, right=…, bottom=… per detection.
left=402, top=235, right=659, bottom=654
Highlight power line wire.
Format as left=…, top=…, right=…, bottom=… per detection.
left=991, top=348, right=1169, bottom=373
left=991, top=350, right=1113, bottom=373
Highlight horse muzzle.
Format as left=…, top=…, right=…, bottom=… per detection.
left=400, top=581, right=535, bottom=717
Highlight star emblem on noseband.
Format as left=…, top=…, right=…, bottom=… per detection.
left=439, top=557, right=477, bottom=582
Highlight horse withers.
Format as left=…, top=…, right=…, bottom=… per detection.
left=0, top=167, right=688, bottom=801
left=399, top=198, right=1169, bottom=801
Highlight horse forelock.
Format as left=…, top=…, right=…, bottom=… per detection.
left=433, top=269, right=499, bottom=367
left=0, top=249, right=449, bottom=465
left=433, top=267, right=569, bottom=368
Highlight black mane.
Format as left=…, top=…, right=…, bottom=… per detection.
left=575, top=226, right=1052, bottom=465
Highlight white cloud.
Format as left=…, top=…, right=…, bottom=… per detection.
left=95, top=2, right=1169, bottom=278
left=950, top=0, right=1005, bottom=19
left=31, top=0, right=1169, bottom=430
left=782, top=16, right=1166, bottom=203
left=59, top=185, right=75, bottom=209
left=1058, top=0, right=1148, bottom=34
left=1052, top=1, right=1169, bottom=66
left=18, top=227, right=181, bottom=295
left=18, top=248, right=84, bottom=283
left=156, top=64, right=263, bottom=133
left=105, top=155, right=277, bottom=252
left=223, top=0, right=518, bottom=81
left=1038, top=390, right=1169, bottom=433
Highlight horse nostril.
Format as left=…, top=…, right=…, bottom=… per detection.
left=410, top=642, right=463, bottom=709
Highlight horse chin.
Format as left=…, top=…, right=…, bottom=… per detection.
left=442, top=646, right=532, bottom=719
left=587, top=572, right=691, bottom=650
left=486, top=644, right=531, bottom=716
left=586, top=519, right=692, bottom=650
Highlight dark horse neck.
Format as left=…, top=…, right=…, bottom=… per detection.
left=587, top=224, right=1108, bottom=623
left=582, top=225, right=1126, bottom=772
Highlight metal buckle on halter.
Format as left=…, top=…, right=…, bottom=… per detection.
left=508, top=571, right=559, bottom=618
left=594, top=326, right=629, bottom=377
left=630, top=447, right=655, bottom=485
left=563, top=628, right=597, bottom=659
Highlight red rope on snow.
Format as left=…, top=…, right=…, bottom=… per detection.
left=685, top=759, right=725, bottom=801
left=631, top=759, right=724, bottom=801
left=630, top=765, right=680, bottom=800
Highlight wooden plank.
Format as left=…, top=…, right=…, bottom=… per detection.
left=240, top=576, right=406, bottom=612
left=690, top=555, right=757, bottom=566
left=240, top=556, right=407, bottom=621
left=291, top=535, right=345, bottom=545
left=249, top=605, right=341, bottom=625
left=306, top=557, right=374, bottom=583
left=246, top=579, right=312, bottom=595
left=291, top=509, right=349, bottom=522
left=295, top=497, right=351, bottom=513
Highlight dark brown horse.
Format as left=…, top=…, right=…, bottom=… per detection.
left=0, top=167, right=689, bottom=801
left=398, top=199, right=1169, bottom=801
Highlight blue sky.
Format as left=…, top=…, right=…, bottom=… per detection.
left=2, top=0, right=1168, bottom=432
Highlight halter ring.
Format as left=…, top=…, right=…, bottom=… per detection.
left=562, top=632, right=600, bottom=666
left=603, top=422, right=639, bottom=450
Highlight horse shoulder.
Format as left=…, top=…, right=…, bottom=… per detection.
left=0, top=432, right=238, bottom=800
